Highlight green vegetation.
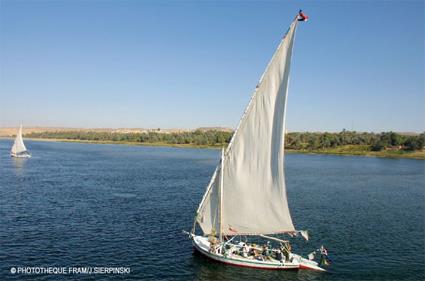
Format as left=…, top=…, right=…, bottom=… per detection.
left=25, top=129, right=425, bottom=159
left=286, top=130, right=425, bottom=151
left=284, top=130, right=425, bottom=159
left=26, top=129, right=233, bottom=147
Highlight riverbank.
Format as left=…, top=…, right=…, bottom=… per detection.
left=3, top=137, right=423, bottom=160
left=2, top=137, right=225, bottom=149
left=286, top=145, right=425, bottom=160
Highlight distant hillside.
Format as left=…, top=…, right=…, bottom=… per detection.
left=0, top=127, right=233, bottom=137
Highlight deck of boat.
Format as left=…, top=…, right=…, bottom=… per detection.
left=193, top=235, right=301, bottom=270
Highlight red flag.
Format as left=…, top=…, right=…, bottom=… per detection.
left=298, top=10, right=309, bottom=22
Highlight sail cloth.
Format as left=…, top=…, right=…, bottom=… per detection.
left=11, top=125, right=28, bottom=155
left=197, top=19, right=299, bottom=236
left=197, top=165, right=221, bottom=235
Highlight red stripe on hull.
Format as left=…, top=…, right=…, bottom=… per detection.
left=299, top=263, right=324, bottom=271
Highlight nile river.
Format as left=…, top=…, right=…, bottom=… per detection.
left=1, top=140, right=424, bottom=280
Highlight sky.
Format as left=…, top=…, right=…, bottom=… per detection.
left=0, top=0, right=424, bottom=132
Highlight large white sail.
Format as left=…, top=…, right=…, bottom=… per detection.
left=11, top=125, right=28, bottom=155
left=197, top=19, right=298, bottom=236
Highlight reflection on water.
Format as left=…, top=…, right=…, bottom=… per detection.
left=112, top=192, right=137, bottom=198
left=11, top=157, right=28, bottom=176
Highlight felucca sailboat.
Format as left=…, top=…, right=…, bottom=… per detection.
left=11, top=124, right=31, bottom=158
left=187, top=11, right=329, bottom=271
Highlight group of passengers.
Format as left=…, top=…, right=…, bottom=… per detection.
left=209, top=237, right=292, bottom=263
left=238, top=242, right=291, bottom=262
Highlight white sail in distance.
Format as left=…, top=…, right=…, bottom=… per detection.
left=197, top=19, right=299, bottom=236
left=11, top=125, right=28, bottom=155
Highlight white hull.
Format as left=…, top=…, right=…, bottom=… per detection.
left=11, top=152, right=31, bottom=158
left=192, top=235, right=325, bottom=271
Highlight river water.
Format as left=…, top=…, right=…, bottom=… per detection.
left=1, top=140, right=424, bottom=280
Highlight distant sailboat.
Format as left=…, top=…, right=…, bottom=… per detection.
left=186, top=12, right=328, bottom=271
left=11, top=125, right=31, bottom=158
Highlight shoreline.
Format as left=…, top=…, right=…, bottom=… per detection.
left=1, top=137, right=225, bottom=149
left=2, top=137, right=424, bottom=160
left=285, top=148, right=425, bottom=160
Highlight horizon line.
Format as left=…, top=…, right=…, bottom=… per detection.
left=0, top=126, right=423, bottom=134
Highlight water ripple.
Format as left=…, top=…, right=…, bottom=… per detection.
left=0, top=140, right=424, bottom=280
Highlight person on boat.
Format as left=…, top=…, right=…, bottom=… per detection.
left=262, top=244, right=267, bottom=255
left=276, top=249, right=285, bottom=263
left=221, top=244, right=230, bottom=256
left=241, top=243, right=248, bottom=258
left=262, top=245, right=271, bottom=261
left=208, top=235, right=218, bottom=253
left=209, top=243, right=217, bottom=253
left=254, top=251, right=263, bottom=261
left=319, top=246, right=331, bottom=266
left=281, top=242, right=291, bottom=261
left=248, top=247, right=256, bottom=257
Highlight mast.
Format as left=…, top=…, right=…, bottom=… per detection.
left=219, top=147, right=224, bottom=242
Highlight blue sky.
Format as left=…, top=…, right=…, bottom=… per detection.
left=0, top=0, right=424, bottom=132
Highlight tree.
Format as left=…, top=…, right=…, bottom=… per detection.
left=389, top=132, right=403, bottom=146
left=404, top=136, right=424, bottom=151
left=371, top=141, right=385, bottom=151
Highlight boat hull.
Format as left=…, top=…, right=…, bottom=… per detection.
left=11, top=152, right=31, bottom=158
left=192, top=235, right=300, bottom=270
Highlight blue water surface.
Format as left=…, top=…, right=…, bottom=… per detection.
left=0, top=140, right=424, bottom=281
